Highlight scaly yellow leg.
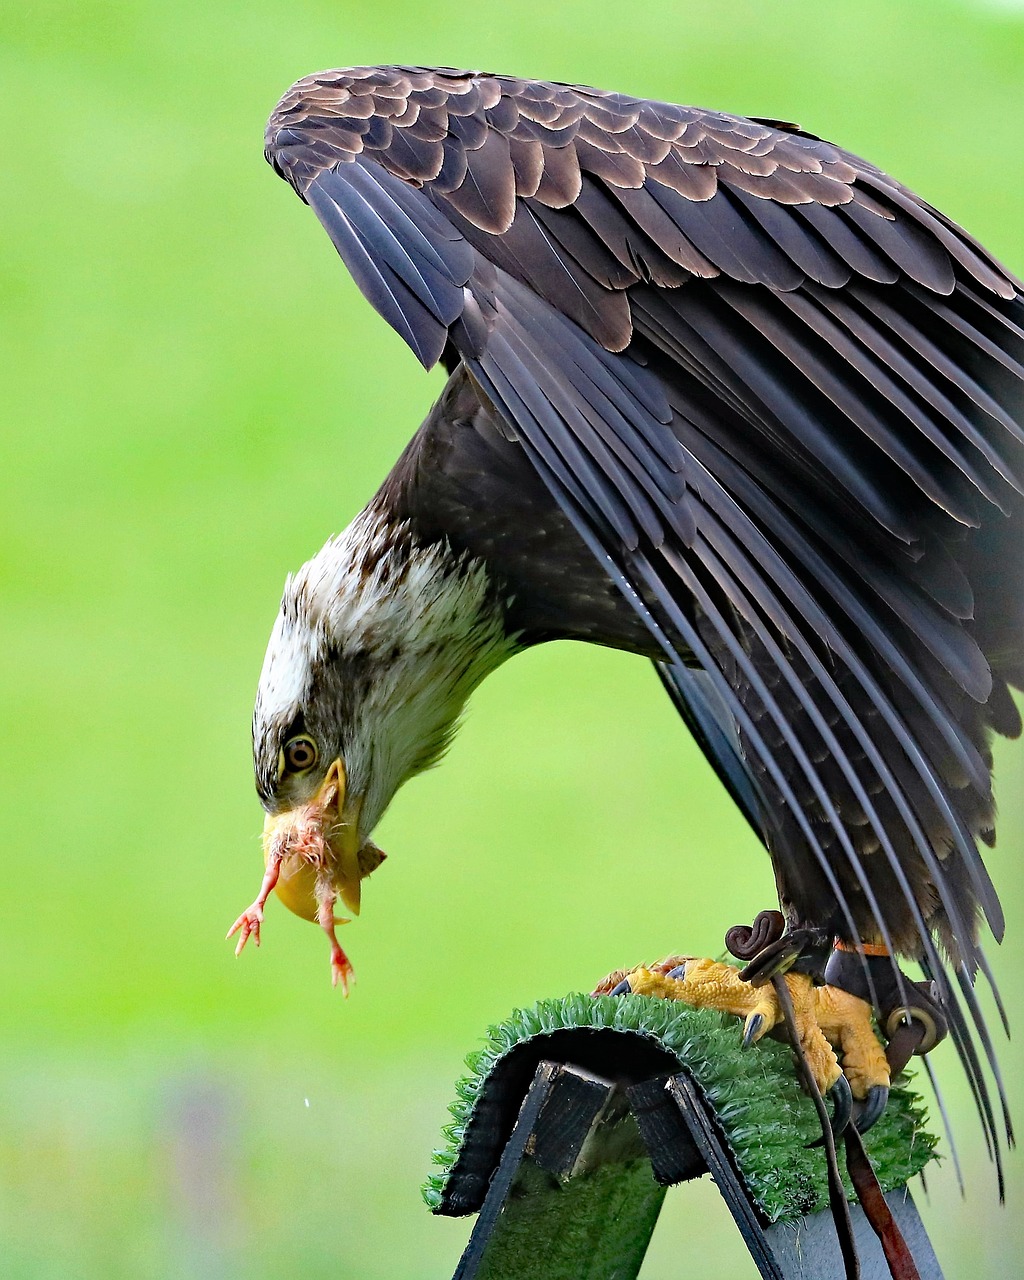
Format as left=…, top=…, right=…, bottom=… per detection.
left=815, top=984, right=891, bottom=1100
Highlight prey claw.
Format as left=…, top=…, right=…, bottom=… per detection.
left=742, top=1012, right=765, bottom=1048
left=331, top=959, right=354, bottom=996
left=227, top=906, right=264, bottom=955
left=610, top=979, right=632, bottom=996
left=854, top=1084, right=889, bottom=1134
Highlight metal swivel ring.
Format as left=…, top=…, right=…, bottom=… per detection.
left=884, top=1004, right=941, bottom=1055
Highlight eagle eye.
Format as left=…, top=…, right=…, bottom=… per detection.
left=282, top=735, right=318, bottom=774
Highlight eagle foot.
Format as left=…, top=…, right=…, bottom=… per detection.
left=597, top=956, right=890, bottom=1126
left=823, top=945, right=948, bottom=1079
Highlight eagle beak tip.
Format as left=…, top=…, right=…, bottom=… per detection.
left=338, top=882, right=362, bottom=916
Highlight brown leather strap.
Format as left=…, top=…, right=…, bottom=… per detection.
left=845, top=1128, right=921, bottom=1280
left=885, top=1019, right=928, bottom=1078
left=772, top=974, right=860, bottom=1280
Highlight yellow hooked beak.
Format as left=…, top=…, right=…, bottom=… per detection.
left=262, top=758, right=369, bottom=921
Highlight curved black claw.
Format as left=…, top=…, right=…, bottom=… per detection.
left=808, top=1074, right=853, bottom=1147
left=742, top=1013, right=765, bottom=1049
left=609, top=978, right=632, bottom=997
left=854, top=1084, right=889, bottom=1134
left=828, top=1074, right=854, bottom=1140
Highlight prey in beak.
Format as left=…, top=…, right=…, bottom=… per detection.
left=227, top=758, right=386, bottom=993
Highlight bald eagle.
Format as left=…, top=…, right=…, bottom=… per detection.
left=231, top=67, right=1023, bottom=1163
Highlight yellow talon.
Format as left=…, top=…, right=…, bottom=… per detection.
left=602, top=955, right=889, bottom=1101
left=816, top=985, right=891, bottom=1099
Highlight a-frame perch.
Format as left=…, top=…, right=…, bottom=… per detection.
left=425, top=994, right=944, bottom=1279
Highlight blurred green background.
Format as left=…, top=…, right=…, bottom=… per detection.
left=3, top=0, right=1023, bottom=1275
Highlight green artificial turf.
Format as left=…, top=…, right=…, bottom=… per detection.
left=424, top=992, right=938, bottom=1223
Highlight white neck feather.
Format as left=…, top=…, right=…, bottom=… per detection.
left=256, top=507, right=519, bottom=836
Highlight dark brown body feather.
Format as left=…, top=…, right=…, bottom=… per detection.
left=266, top=66, right=1024, bottom=1159
left=378, top=368, right=660, bottom=653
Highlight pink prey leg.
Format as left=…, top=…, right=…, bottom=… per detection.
left=226, top=856, right=281, bottom=956
left=317, top=892, right=354, bottom=995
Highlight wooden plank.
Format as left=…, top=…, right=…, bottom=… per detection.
left=765, top=1189, right=944, bottom=1279
left=667, top=1073, right=788, bottom=1280
left=665, top=1074, right=945, bottom=1280
left=452, top=1061, right=666, bottom=1280
left=453, top=1061, right=561, bottom=1280
left=626, top=1075, right=706, bottom=1185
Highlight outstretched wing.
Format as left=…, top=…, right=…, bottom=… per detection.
left=265, top=66, right=1024, bottom=1170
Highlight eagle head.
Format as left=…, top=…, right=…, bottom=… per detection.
left=240, top=505, right=516, bottom=975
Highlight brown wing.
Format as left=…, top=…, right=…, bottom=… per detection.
left=265, top=66, right=1024, bottom=1167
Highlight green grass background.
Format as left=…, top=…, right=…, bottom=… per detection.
left=3, top=0, right=1023, bottom=1275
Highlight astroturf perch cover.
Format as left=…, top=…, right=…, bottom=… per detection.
left=424, top=993, right=937, bottom=1224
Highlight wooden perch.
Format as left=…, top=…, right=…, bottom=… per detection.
left=426, top=994, right=944, bottom=1279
